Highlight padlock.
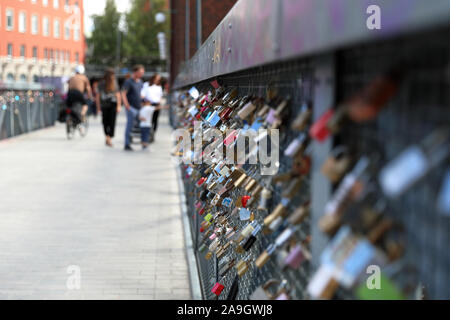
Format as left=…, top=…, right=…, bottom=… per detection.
left=321, top=146, right=352, bottom=183
left=234, top=173, right=248, bottom=188
left=309, top=107, right=346, bottom=142
left=198, top=243, right=207, bottom=253
left=244, top=179, right=257, bottom=193
left=307, top=265, right=340, bottom=300
left=241, top=195, right=251, bottom=208
left=379, top=127, right=449, bottom=198
left=263, top=199, right=289, bottom=227
left=219, top=259, right=235, bottom=277
left=205, top=251, right=213, bottom=260
left=273, top=172, right=294, bottom=185
left=251, top=185, right=263, bottom=198
left=211, top=283, right=225, bottom=296
left=196, top=177, right=207, bottom=187
left=345, top=69, right=401, bottom=123
left=255, top=244, right=276, bottom=269
left=237, top=101, right=257, bottom=120
left=291, top=102, right=312, bottom=131
left=288, top=204, right=310, bottom=225
left=258, top=188, right=272, bottom=211
left=293, top=155, right=311, bottom=176
left=242, top=224, right=262, bottom=251
left=284, top=244, right=305, bottom=269
left=281, top=177, right=303, bottom=199
left=284, top=133, right=308, bottom=158
left=237, top=260, right=250, bottom=277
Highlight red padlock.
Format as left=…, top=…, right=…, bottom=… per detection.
left=309, top=109, right=334, bottom=142
left=212, top=283, right=225, bottom=296
left=241, top=196, right=251, bottom=208
left=197, top=177, right=206, bottom=187
left=198, top=207, right=205, bottom=216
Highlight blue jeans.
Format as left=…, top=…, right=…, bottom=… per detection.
left=141, top=127, right=151, bottom=144
left=125, top=106, right=138, bottom=147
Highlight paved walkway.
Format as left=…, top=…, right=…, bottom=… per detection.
left=0, top=111, right=191, bottom=300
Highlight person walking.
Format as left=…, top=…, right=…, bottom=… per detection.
left=121, top=65, right=145, bottom=151
left=96, top=68, right=121, bottom=147
left=141, top=73, right=163, bottom=142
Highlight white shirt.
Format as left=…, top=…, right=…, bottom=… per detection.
left=141, top=84, right=163, bottom=104
left=139, top=106, right=155, bottom=128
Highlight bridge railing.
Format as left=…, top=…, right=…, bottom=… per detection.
left=0, top=87, right=61, bottom=141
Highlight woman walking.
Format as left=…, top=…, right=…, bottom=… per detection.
left=141, top=73, right=163, bottom=142
left=96, top=68, right=121, bottom=147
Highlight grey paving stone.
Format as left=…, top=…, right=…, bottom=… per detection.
left=0, top=112, right=191, bottom=300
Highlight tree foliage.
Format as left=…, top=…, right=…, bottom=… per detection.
left=87, top=0, right=121, bottom=66
left=87, top=0, right=169, bottom=69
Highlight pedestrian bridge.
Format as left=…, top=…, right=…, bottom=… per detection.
left=0, top=111, right=192, bottom=299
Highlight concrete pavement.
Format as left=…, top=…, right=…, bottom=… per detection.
left=0, top=110, right=191, bottom=300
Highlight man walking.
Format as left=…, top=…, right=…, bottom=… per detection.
left=121, top=65, right=145, bottom=151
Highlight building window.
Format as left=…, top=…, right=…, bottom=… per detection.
left=55, top=50, right=59, bottom=63
left=6, top=10, right=14, bottom=30
left=74, top=26, right=80, bottom=41
left=31, top=15, right=39, bottom=35
left=43, top=17, right=49, bottom=36
left=19, top=75, right=27, bottom=83
left=7, top=74, right=15, bottom=82
left=54, top=19, right=60, bottom=38
left=50, top=49, right=54, bottom=61
left=64, top=24, right=70, bottom=39
left=53, top=0, right=59, bottom=9
left=66, top=51, right=70, bottom=64
left=44, top=48, right=48, bottom=60
left=33, top=75, right=39, bottom=83
left=31, top=0, right=37, bottom=4
left=43, top=0, right=49, bottom=7
left=20, top=45, right=26, bottom=58
left=19, top=12, right=26, bottom=33
left=33, top=47, right=38, bottom=59
left=75, top=52, right=79, bottom=64
left=7, top=44, right=13, bottom=57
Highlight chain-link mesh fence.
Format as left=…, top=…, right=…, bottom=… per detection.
left=172, top=25, right=450, bottom=300
left=0, top=89, right=60, bottom=140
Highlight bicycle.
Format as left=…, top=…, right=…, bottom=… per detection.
left=65, top=103, right=89, bottom=140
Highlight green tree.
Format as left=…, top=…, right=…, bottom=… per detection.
left=87, top=0, right=121, bottom=66
left=122, top=0, right=170, bottom=69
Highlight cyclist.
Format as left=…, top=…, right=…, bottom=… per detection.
left=67, top=65, right=93, bottom=123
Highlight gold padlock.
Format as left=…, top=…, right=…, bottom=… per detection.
left=321, top=146, right=352, bottom=183
left=264, top=203, right=288, bottom=227
left=237, top=261, right=250, bottom=277
left=251, top=185, right=263, bottom=198
left=255, top=251, right=271, bottom=269
left=245, top=179, right=257, bottom=193
left=282, top=177, right=303, bottom=199
left=234, top=173, right=248, bottom=188
left=288, top=204, right=310, bottom=225
left=205, top=251, right=213, bottom=260
left=318, top=214, right=342, bottom=235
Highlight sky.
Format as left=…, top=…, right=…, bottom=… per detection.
left=84, top=0, right=131, bottom=36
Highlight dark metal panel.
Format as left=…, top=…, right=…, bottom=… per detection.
left=174, top=0, right=450, bottom=89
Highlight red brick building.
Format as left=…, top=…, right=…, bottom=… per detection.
left=169, top=0, right=237, bottom=85
left=0, top=0, right=85, bottom=84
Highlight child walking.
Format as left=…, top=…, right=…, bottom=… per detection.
left=139, top=103, right=155, bottom=150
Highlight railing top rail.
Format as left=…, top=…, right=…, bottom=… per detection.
left=174, top=0, right=450, bottom=89
left=0, top=83, right=55, bottom=91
